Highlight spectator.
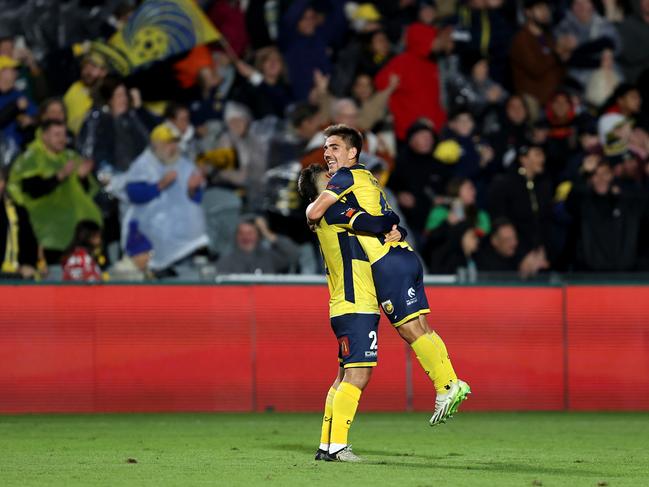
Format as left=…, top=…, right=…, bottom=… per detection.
left=389, top=118, right=446, bottom=241
left=447, top=54, right=507, bottom=118
left=0, top=165, right=38, bottom=279
left=474, top=217, right=550, bottom=278
left=204, top=101, right=274, bottom=213
left=0, top=55, right=37, bottom=150
left=266, top=102, right=324, bottom=169
left=63, top=52, right=108, bottom=135
left=425, top=221, right=480, bottom=275
left=109, top=220, right=153, bottom=281
left=617, top=0, right=649, bottom=82
left=62, top=220, right=103, bottom=282
left=554, top=0, right=621, bottom=89
left=424, top=178, right=491, bottom=237
left=488, top=143, right=554, bottom=259
left=0, top=34, right=48, bottom=102
left=375, top=22, right=449, bottom=140
left=279, top=0, right=347, bottom=101
left=584, top=48, right=621, bottom=108
left=544, top=91, right=579, bottom=182
left=350, top=72, right=398, bottom=132
left=565, top=159, right=649, bottom=270
left=163, top=102, right=197, bottom=161
left=356, top=29, right=394, bottom=78
left=434, top=108, right=495, bottom=206
left=122, top=124, right=209, bottom=275
left=450, top=0, right=515, bottom=85
left=510, top=0, right=571, bottom=105
left=485, top=94, right=534, bottom=169
left=8, top=120, right=102, bottom=264
left=234, top=46, right=293, bottom=119
left=77, top=78, right=153, bottom=174
left=217, top=216, right=300, bottom=274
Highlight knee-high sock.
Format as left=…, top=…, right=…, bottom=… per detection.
left=319, top=386, right=337, bottom=450
left=428, top=331, right=457, bottom=388
left=411, top=334, right=457, bottom=394
left=329, top=381, right=362, bottom=452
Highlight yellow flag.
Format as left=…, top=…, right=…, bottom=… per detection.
left=94, top=0, right=221, bottom=75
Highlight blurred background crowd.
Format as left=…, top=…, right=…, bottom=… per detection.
left=1, top=0, right=649, bottom=282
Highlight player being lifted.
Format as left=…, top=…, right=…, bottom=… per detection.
left=306, top=124, right=470, bottom=427
left=297, top=164, right=405, bottom=462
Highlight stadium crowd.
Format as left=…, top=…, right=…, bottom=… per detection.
left=1, top=0, right=649, bottom=282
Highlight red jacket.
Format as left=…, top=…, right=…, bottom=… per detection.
left=62, top=248, right=102, bottom=282
left=375, top=23, right=446, bottom=140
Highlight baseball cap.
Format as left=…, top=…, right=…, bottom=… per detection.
left=150, top=124, right=180, bottom=143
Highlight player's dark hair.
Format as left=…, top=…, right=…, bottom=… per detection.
left=297, top=164, right=327, bottom=203
left=323, top=124, right=363, bottom=162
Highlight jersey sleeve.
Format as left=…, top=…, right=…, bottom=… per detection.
left=323, top=167, right=354, bottom=200
left=324, top=201, right=399, bottom=234
left=323, top=201, right=362, bottom=230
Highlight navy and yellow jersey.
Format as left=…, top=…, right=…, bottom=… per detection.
left=325, top=201, right=429, bottom=327
left=315, top=204, right=379, bottom=318
left=324, top=164, right=412, bottom=264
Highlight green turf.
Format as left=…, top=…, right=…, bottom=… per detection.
left=1, top=412, right=648, bottom=486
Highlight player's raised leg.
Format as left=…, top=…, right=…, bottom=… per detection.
left=420, top=315, right=471, bottom=425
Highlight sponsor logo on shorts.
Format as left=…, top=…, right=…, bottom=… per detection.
left=406, top=287, right=418, bottom=306
left=365, top=351, right=377, bottom=358
left=381, top=300, right=394, bottom=314
left=338, top=336, right=350, bottom=357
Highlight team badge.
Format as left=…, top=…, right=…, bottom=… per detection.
left=381, top=300, right=394, bottom=314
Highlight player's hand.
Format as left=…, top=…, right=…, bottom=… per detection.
left=384, top=224, right=402, bottom=243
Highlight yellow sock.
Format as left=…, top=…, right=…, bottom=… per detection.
left=319, top=386, right=337, bottom=449
left=329, top=381, right=362, bottom=450
left=411, top=334, right=457, bottom=394
left=428, top=331, right=457, bottom=387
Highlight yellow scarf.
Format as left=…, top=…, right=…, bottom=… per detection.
left=2, top=197, right=19, bottom=273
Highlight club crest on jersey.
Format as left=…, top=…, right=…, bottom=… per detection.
left=343, top=207, right=358, bottom=218
left=381, top=300, right=394, bottom=314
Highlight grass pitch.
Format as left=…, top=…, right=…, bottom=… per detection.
left=1, top=412, right=647, bottom=486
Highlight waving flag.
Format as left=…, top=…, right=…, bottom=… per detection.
left=93, top=0, right=221, bottom=75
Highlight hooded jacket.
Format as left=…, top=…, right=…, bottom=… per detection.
left=375, top=23, right=446, bottom=140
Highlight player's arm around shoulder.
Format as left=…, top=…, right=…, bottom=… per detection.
left=306, top=191, right=338, bottom=223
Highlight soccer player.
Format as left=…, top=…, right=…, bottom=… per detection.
left=306, top=124, right=470, bottom=426
left=297, top=165, right=403, bottom=463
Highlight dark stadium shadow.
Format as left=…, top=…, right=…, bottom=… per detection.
left=366, top=459, right=606, bottom=477
left=273, top=444, right=606, bottom=476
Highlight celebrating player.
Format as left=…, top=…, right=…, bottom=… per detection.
left=306, top=124, right=470, bottom=427
left=297, top=165, right=404, bottom=462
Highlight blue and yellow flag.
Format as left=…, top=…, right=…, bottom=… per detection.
left=92, top=0, right=221, bottom=75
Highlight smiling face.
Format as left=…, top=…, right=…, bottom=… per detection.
left=323, top=135, right=357, bottom=175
